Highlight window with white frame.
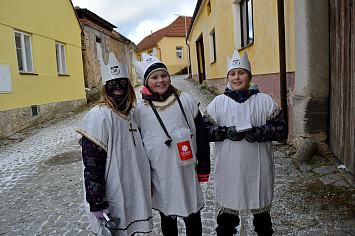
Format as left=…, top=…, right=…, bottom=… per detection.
left=14, top=31, right=34, bottom=73
left=55, top=42, right=67, bottom=75
left=209, top=29, right=216, bottom=63
left=233, top=0, right=254, bottom=49
left=176, top=47, right=183, bottom=58
left=148, top=50, right=153, bottom=56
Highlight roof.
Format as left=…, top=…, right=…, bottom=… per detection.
left=136, top=16, right=192, bottom=52
left=112, top=30, right=136, bottom=47
left=74, top=7, right=136, bottom=47
left=74, top=7, right=117, bottom=31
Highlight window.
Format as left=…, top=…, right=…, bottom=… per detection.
left=176, top=47, right=183, bottom=58
left=209, top=29, right=216, bottom=63
left=207, top=0, right=211, bottom=15
left=233, top=0, right=254, bottom=49
left=14, top=31, right=34, bottom=73
left=55, top=42, right=67, bottom=75
left=148, top=50, right=153, bottom=56
left=137, top=54, right=142, bottom=62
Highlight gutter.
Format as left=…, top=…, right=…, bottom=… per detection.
left=277, top=0, right=288, bottom=122
left=187, top=0, right=204, bottom=41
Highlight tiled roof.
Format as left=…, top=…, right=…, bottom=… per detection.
left=75, top=7, right=117, bottom=31
left=75, top=7, right=136, bottom=47
left=112, top=30, right=136, bottom=46
left=137, top=16, right=192, bottom=52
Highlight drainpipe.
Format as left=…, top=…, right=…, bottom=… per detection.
left=157, top=47, right=162, bottom=61
left=277, top=0, right=288, bottom=122
left=187, top=43, right=191, bottom=78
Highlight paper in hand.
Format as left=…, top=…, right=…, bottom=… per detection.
left=235, top=120, right=252, bottom=133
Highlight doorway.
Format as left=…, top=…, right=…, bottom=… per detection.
left=196, top=35, right=206, bottom=84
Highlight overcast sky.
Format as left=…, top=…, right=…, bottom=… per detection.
left=71, top=0, right=197, bottom=45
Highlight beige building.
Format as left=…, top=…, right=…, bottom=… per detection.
left=188, top=0, right=355, bottom=174
left=136, top=16, right=192, bottom=76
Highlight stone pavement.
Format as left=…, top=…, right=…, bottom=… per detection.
left=0, top=74, right=354, bottom=235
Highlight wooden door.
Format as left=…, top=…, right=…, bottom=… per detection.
left=329, top=0, right=355, bottom=174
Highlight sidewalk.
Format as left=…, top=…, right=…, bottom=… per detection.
left=0, top=74, right=354, bottom=235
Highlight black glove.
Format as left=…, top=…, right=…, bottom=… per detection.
left=244, top=127, right=262, bottom=142
left=226, top=126, right=244, bottom=141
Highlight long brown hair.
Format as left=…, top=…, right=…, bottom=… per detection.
left=98, top=80, right=136, bottom=114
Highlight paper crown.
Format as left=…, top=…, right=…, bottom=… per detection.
left=135, top=53, right=168, bottom=85
left=97, top=44, right=129, bottom=85
left=227, top=50, right=251, bottom=75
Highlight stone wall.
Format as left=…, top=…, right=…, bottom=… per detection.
left=81, top=24, right=108, bottom=103
left=80, top=22, right=134, bottom=103
left=0, top=99, right=87, bottom=138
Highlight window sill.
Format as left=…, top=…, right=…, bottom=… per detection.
left=237, top=41, right=254, bottom=51
left=58, top=74, right=70, bottom=76
left=19, top=72, right=39, bottom=75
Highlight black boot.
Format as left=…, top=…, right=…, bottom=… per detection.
left=160, top=212, right=178, bottom=236
left=253, top=211, right=274, bottom=236
left=215, top=211, right=240, bottom=236
left=183, top=211, right=202, bottom=236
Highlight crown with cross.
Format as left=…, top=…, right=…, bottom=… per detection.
left=227, top=50, right=251, bottom=76
left=97, top=44, right=129, bottom=85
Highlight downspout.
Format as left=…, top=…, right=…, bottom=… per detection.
left=156, top=47, right=162, bottom=61
left=277, top=0, right=288, bottom=122
left=186, top=38, right=192, bottom=79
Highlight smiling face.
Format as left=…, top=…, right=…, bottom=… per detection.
left=105, top=78, right=128, bottom=101
left=228, top=68, right=250, bottom=91
left=147, top=70, right=171, bottom=95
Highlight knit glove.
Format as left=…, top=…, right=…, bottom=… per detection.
left=226, top=126, right=244, bottom=141
left=93, top=209, right=110, bottom=220
left=244, top=127, right=262, bottom=142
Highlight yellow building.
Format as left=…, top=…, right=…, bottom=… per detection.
left=0, top=0, right=86, bottom=137
left=187, top=0, right=295, bottom=139
left=136, top=16, right=192, bottom=76
left=187, top=0, right=295, bottom=94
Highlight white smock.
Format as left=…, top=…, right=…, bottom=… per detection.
left=133, top=92, right=204, bottom=217
left=206, top=93, right=279, bottom=214
left=76, top=104, right=152, bottom=235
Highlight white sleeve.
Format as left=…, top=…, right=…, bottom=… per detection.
left=132, top=102, right=142, bottom=128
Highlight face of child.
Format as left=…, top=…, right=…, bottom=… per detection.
left=105, top=78, right=128, bottom=101
left=228, top=68, right=250, bottom=91
left=147, top=70, right=170, bottom=95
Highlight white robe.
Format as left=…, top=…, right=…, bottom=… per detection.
left=133, top=92, right=204, bottom=217
left=206, top=93, right=278, bottom=214
left=76, top=104, right=152, bottom=235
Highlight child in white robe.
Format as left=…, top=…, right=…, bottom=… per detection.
left=133, top=53, right=210, bottom=236
left=76, top=51, right=152, bottom=235
left=204, top=50, right=287, bottom=236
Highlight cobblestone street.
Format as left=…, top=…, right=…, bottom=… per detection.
left=1, top=75, right=354, bottom=235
